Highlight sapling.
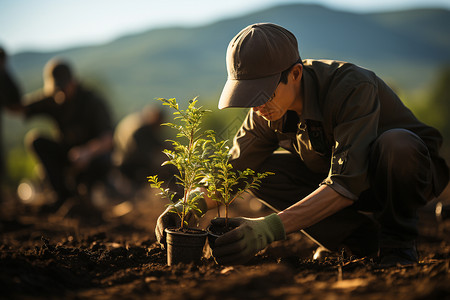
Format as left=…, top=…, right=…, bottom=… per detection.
left=148, top=97, right=212, bottom=230
left=205, top=133, right=273, bottom=228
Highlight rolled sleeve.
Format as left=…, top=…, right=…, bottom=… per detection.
left=229, top=110, right=279, bottom=172
left=322, top=82, right=380, bottom=200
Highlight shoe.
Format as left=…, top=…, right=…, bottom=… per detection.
left=378, top=245, right=418, bottom=267
left=313, top=246, right=329, bottom=260
left=313, top=246, right=338, bottom=261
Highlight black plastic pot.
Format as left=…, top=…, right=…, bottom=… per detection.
left=206, top=225, right=221, bottom=250
left=165, top=228, right=207, bottom=266
left=206, top=223, right=238, bottom=250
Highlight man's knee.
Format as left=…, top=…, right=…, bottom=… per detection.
left=31, top=137, right=46, bottom=152
left=25, top=132, right=57, bottom=155
left=375, top=129, right=428, bottom=156
left=24, top=130, right=45, bottom=153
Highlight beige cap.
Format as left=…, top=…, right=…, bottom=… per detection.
left=218, top=23, right=300, bottom=109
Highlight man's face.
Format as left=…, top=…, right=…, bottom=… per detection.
left=252, top=68, right=301, bottom=121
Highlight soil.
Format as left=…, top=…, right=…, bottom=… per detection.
left=167, top=227, right=207, bottom=235
left=1, top=184, right=450, bottom=300
left=207, top=223, right=238, bottom=236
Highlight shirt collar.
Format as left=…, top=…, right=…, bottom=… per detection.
left=300, top=64, right=324, bottom=122
left=267, top=63, right=324, bottom=132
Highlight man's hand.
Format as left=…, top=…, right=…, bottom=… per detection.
left=154, top=194, right=208, bottom=248
left=67, top=133, right=114, bottom=171
left=211, top=213, right=286, bottom=265
left=155, top=205, right=183, bottom=248
left=68, top=146, right=91, bottom=171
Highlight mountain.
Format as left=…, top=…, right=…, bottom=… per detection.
left=6, top=4, right=450, bottom=125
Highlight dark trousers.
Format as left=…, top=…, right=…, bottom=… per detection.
left=251, top=129, right=434, bottom=255
left=32, top=137, right=112, bottom=201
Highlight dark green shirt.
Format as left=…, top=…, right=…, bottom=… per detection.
left=229, top=60, right=449, bottom=200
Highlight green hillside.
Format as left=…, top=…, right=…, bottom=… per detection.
left=4, top=3, right=450, bottom=155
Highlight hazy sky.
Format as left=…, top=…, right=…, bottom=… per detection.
left=1, top=0, right=449, bottom=54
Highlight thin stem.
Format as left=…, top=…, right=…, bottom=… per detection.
left=225, top=204, right=229, bottom=228
left=181, top=189, right=188, bottom=229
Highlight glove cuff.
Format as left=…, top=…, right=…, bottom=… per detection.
left=263, top=213, right=286, bottom=241
left=173, top=194, right=208, bottom=217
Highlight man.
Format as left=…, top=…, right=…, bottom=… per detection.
left=155, top=23, right=449, bottom=266
left=0, top=47, right=22, bottom=198
left=23, top=58, right=114, bottom=212
left=114, top=106, right=174, bottom=187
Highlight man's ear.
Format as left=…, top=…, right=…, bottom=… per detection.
left=291, top=64, right=303, bottom=82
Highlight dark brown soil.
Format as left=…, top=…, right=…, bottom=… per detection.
left=1, top=185, right=450, bottom=300
left=167, top=227, right=207, bottom=235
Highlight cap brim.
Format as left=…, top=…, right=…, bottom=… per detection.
left=218, top=73, right=281, bottom=109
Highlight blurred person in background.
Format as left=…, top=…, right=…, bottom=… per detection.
left=0, top=47, right=22, bottom=200
left=21, top=58, right=114, bottom=213
left=113, top=106, right=176, bottom=191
